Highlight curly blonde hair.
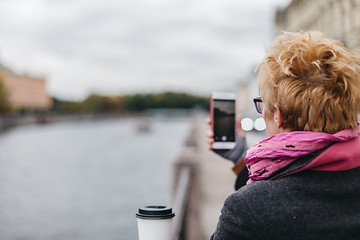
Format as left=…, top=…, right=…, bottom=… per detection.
left=257, top=31, right=360, bottom=133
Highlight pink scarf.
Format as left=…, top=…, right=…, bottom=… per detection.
left=244, top=124, right=360, bottom=184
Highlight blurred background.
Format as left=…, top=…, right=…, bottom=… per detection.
left=1, top=0, right=359, bottom=239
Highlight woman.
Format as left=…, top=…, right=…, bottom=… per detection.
left=209, top=32, right=360, bottom=240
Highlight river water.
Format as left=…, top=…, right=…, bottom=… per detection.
left=0, top=115, right=192, bottom=240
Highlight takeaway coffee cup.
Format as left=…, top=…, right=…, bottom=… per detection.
left=136, top=205, right=175, bottom=240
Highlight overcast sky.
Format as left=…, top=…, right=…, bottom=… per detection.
left=0, top=0, right=291, bottom=100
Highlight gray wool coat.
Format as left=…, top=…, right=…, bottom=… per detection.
left=211, top=147, right=360, bottom=240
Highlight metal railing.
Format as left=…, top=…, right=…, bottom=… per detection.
left=171, top=115, right=202, bottom=240
left=172, top=165, right=192, bottom=240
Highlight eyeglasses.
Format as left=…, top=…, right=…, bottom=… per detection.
left=253, top=97, right=263, bottom=114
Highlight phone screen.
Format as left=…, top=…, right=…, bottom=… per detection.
left=213, top=99, right=235, bottom=142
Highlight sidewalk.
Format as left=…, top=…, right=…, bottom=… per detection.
left=192, top=114, right=265, bottom=239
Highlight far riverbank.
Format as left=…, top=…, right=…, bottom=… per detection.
left=0, top=109, right=203, bottom=132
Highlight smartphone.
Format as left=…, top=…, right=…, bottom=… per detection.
left=210, top=92, right=236, bottom=149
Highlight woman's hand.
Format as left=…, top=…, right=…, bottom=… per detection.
left=206, top=118, right=215, bottom=150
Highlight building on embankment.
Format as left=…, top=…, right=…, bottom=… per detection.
left=0, top=66, right=52, bottom=111
left=275, top=0, right=360, bottom=54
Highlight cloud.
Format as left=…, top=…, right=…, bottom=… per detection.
left=0, top=0, right=291, bottom=100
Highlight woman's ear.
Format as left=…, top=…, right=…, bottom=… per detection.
left=273, top=104, right=284, bottom=128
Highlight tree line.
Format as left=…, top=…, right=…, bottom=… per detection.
left=0, top=72, right=210, bottom=115
left=52, top=92, right=210, bottom=114
left=0, top=80, right=209, bottom=116
left=0, top=76, right=13, bottom=115
left=0, top=69, right=211, bottom=116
